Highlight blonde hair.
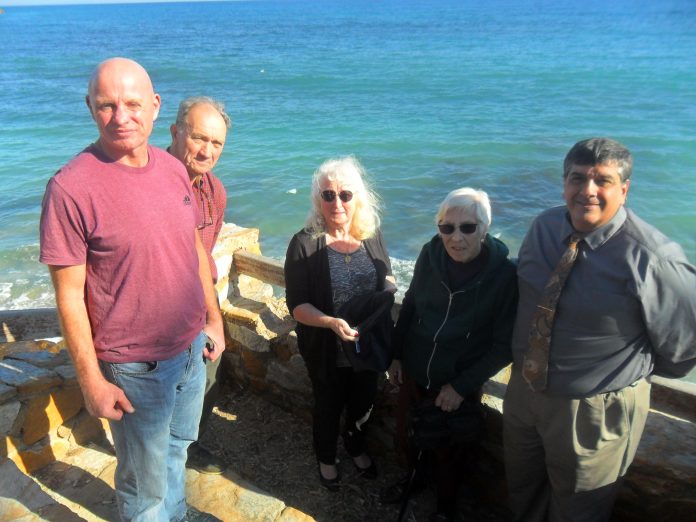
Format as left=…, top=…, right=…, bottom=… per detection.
left=304, top=156, right=381, bottom=240
left=436, top=187, right=492, bottom=237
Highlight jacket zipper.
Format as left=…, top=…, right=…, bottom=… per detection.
left=425, top=281, right=468, bottom=389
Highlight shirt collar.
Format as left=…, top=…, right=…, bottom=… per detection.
left=561, top=206, right=627, bottom=250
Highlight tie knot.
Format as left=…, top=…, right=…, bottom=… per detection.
left=568, top=233, right=583, bottom=249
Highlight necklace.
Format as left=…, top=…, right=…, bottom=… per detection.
left=344, top=254, right=351, bottom=264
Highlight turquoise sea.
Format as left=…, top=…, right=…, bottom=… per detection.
left=1, top=1, right=695, bottom=380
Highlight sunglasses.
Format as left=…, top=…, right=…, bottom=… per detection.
left=320, top=190, right=354, bottom=203
left=438, top=223, right=478, bottom=235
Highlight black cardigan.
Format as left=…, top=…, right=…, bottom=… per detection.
left=284, top=228, right=393, bottom=381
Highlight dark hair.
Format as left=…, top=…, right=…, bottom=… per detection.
left=563, top=138, right=633, bottom=182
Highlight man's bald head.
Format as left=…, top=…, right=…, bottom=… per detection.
left=85, top=57, right=161, bottom=166
left=87, top=57, right=154, bottom=101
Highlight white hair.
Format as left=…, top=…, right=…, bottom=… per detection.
left=304, top=156, right=381, bottom=240
left=435, top=187, right=492, bottom=237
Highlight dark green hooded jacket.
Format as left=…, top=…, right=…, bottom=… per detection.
left=394, top=234, right=518, bottom=397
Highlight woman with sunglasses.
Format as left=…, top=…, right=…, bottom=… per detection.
left=284, top=156, right=397, bottom=491
left=382, top=187, right=518, bottom=522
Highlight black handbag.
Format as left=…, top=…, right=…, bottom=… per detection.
left=408, top=396, right=484, bottom=451
left=338, top=290, right=395, bottom=372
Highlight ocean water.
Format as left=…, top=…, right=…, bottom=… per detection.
left=1, top=1, right=695, bottom=379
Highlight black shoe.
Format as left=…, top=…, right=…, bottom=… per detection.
left=317, top=461, right=340, bottom=492
left=187, top=443, right=226, bottom=475
left=353, top=454, right=378, bottom=480
left=379, top=475, right=425, bottom=504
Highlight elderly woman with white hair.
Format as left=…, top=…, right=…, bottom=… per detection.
left=284, top=156, right=397, bottom=491
left=383, top=188, right=518, bottom=522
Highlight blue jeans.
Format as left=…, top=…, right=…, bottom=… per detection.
left=100, top=331, right=207, bottom=522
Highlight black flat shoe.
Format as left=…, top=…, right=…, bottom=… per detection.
left=317, top=462, right=340, bottom=492
left=353, top=456, right=378, bottom=480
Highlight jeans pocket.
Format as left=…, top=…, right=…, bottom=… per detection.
left=110, top=361, right=159, bottom=376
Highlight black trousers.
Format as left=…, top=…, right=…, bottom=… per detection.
left=395, top=371, right=481, bottom=513
left=309, top=366, right=378, bottom=464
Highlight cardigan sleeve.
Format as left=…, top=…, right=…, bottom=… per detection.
left=375, top=229, right=393, bottom=276
left=284, top=232, right=311, bottom=314
left=364, top=229, right=393, bottom=290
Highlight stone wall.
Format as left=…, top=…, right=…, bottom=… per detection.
left=217, top=225, right=696, bottom=521
left=1, top=223, right=695, bottom=520
left=0, top=223, right=262, bottom=478
left=220, top=292, right=696, bottom=520
left=0, top=338, right=109, bottom=475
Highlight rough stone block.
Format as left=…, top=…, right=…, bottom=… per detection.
left=0, top=308, right=62, bottom=343
left=5, top=349, right=70, bottom=369
left=269, top=332, right=298, bottom=362
left=0, top=382, right=16, bottom=403
left=225, top=304, right=261, bottom=328
left=216, top=223, right=259, bottom=252
left=1, top=434, right=20, bottom=459
left=0, top=458, right=61, bottom=516
left=54, top=363, right=79, bottom=386
left=271, top=341, right=293, bottom=362
left=265, top=356, right=311, bottom=394
left=0, top=399, right=21, bottom=436
left=237, top=274, right=274, bottom=301
left=0, top=339, right=60, bottom=359
left=228, top=323, right=271, bottom=353
left=233, top=480, right=288, bottom=521
left=278, top=506, right=316, bottom=522
left=61, top=410, right=109, bottom=446
left=0, top=359, right=61, bottom=395
left=60, top=443, right=116, bottom=478
left=241, top=349, right=270, bottom=379
left=186, top=466, right=304, bottom=522
left=9, top=434, right=70, bottom=474
left=248, top=377, right=270, bottom=393
left=22, top=387, right=85, bottom=445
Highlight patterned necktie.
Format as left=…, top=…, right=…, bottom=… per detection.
left=522, top=233, right=582, bottom=391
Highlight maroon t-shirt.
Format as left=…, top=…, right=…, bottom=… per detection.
left=40, top=145, right=206, bottom=363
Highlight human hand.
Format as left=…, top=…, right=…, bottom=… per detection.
left=82, top=376, right=135, bottom=420
left=329, top=317, right=360, bottom=342
left=387, top=359, right=403, bottom=386
left=203, top=322, right=225, bottom=362
left=384, top=276, right=398, bottom=294
left=434, top=383, right=464, bottom=412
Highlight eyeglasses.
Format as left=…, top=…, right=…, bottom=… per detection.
left=437, top=223, right=478, bottom=235
left=320, top=190, right=353, bottom=203
left=197, top=181, right=215, bottom=230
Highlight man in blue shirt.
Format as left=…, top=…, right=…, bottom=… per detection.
left=504, top=137, right=696, bottom=521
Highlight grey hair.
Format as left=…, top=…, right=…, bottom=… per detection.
left=435, top=187, right=492, bottom=237
left=563, top=137, right=633, bottom=182
left=175, top=96, right=232, bottom=129
left=304, top=156, right=381, bottom=240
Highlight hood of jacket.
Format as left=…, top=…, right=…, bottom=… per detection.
left=425, top=232, right=511, bottom=291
